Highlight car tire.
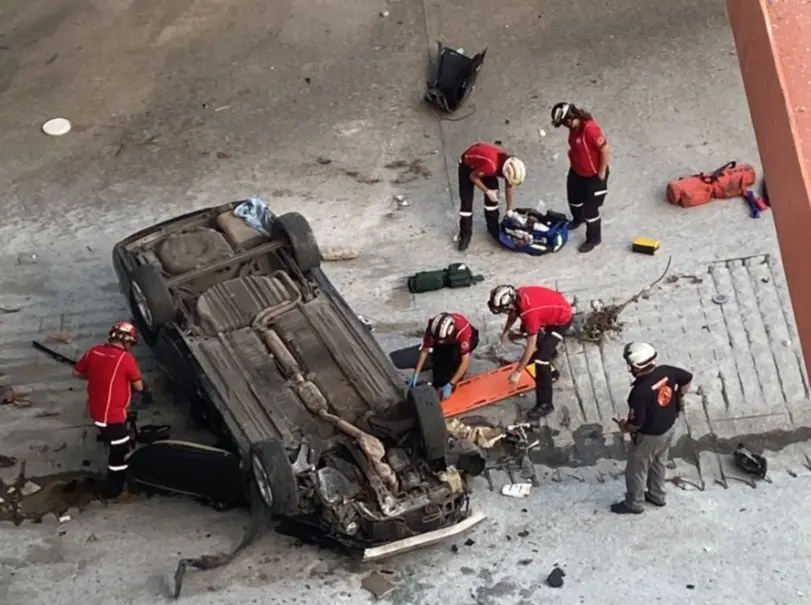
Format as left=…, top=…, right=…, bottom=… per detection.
left=250, top=439, right=299, bottom=516
left=130, top=264, right=175, bottom=335
left=408, top=385, right=448, bottom=462
left=271, top=212, right=322, bottom=273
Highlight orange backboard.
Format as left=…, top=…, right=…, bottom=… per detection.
left=441, top=363, right=536, bottom=418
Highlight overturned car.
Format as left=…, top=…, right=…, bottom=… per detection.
left=112, top=201, right=480, bottom=556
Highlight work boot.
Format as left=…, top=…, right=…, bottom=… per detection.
left=527, top=402, right=554, bottom=419
left=578, top=241, right=600, bottom=253
left=568, top=219, right=584, bottom=230
left=645, top=492, right=666, bottom=507
left=610, top=501, right=644, bottom=515
left=458, top=234, right=471, bottom=252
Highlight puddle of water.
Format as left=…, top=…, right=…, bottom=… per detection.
left=0, top=470, right=104, bottom=524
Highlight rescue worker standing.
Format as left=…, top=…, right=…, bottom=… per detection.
left=73, top=321, right=146, bottom=499
left=488, top=285, right=572, bottom=419
left=457, top=142, right=527, bottom=251
left=410, top=312, right=479, bottom=400
left=551, top=102, right=611, bottom=253
left=610, top=342, right=693, bottom=514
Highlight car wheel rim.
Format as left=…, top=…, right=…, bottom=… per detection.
left=252, top=456, right=273, bottom=508
left=131, top=282, right=154, bottom=330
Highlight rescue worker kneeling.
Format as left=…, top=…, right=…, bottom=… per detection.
left=611, top=342, right=693, bottom=514
left=488, top=284, right=573, bottom=419
left=411, top=313, right=479, bottom=400
left=73, top=321, right=147, bottom=500
left=457, top=142, right=527, bottom=251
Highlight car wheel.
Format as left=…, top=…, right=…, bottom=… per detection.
left=130, top=264, right=175, bottom=335
left=408, top=385, right=449, bottom=463
left=250, top=439, right=299, bottom=516
left=271, top=212, right=322, bottom=273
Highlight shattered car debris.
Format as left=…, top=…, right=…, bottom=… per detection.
left=112, top=201, right=477, bottom=554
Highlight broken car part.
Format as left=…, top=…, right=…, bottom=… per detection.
left=424, top=42, right=486, bottom=114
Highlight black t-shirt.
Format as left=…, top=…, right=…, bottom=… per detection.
left=627, top=364, right=694, bottom=435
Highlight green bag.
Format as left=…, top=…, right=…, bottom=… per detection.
left=407, top=263, right=484, bottom=294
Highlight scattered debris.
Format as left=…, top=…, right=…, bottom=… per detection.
left=734, top=443, right=768, bottom=480
left=0, top=386, right=32, bottom=408
left=518, top=558, right=533, bottom=566
left=0, top=455, right=17, bottom=469
left=464, top=538, right=475, bottom=546
left=501, top=483, right=532, bottom=498
left=42, top=118, right=72, bottom=136
left=546, top=566, right=566, bottom=588
left=379, top=10, right=390, bottom=17
left=213, top=105, right=231, bottom=112
left=447, top=418, right=505, bottom=449
left=686, top=584, right=695, bottom=590
left=451, top=544, right=459, bottom=553
left=341, top=169, right=382, bottom=185
left=577, top=255, right=672, bottom=343
left=20, top=481, right=42, bottom=497
left=394, top=194, right=409, bottom=208
left=321, top=246, right=360, bottom=262
left=17, top=253, right=39, bottom=265
left=362, top=572, right=396, bottom=600
left=46, top=331, right=74, bottom=344
left=538, top=128, right=546, bottom=138
left=384, top=159, right=432, bottom=184
left=58, top=514, right=71, bottom=523
left=517, top=530, right=530, bottom=538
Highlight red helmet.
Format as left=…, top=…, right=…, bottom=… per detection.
left=110, top=321, right=138, bottom=344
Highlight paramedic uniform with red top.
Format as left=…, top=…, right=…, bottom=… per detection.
left=516, top=286, right=573, bottom=416
left=458, top=142, right=508, bottom=245
left=421, top=313, right=480, bottom=388
left=74, top=344, right=142, bottom=495
left=567, top=120, right=609, bottom=246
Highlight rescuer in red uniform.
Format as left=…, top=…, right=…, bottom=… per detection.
left=551, top=102, right=612, bottom=253
left=488, top=284, right=573, bottom=419
left=457, top=142, right=527, bottom=251
left=73, top=321, right=146, bottom=498
left=410, top=312, right=480, bottom=400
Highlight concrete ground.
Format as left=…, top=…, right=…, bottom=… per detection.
left=0, top=0, right=806, bottom=602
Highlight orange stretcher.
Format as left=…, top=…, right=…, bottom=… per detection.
left=440, top=363, right=538, bottom=418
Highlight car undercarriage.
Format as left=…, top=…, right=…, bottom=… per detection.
left=113, top=201, right=479, bottom=551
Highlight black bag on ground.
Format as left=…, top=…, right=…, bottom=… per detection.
left=407, top=263, right=484, bottom=294
left=424, top=42, right=487, bottom=113
left=734, top=443, right=767, bottom=479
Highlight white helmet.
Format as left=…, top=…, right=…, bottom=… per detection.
left=428, top=313, right=456, bottom=340
left=502, top=157, right=526, bottom=187
left=488, top=285, right=517, bottom=314
left=623, top=342, right=657, bottom=370
left=551, top=102, right=573, bottom=127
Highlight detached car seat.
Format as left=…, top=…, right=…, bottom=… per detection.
left=424, top=42, right=487, bottom=113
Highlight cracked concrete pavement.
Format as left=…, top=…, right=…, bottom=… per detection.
left=1, top=0, right=810, bottom=602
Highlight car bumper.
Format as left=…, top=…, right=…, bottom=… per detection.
left=361, top=511, right=486, bottom=562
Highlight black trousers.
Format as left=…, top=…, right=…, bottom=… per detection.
left=458, top=162, right=501, bottom=240
left=532, top=322, right=570, bottom=408
left=432, top=329, right=480, bottom=387
left=97, top=422, right=132, bottom=498
left=567, top=168, right=609, bottom=244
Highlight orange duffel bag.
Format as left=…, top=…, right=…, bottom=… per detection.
left=666, top=161, right=757, bottom=208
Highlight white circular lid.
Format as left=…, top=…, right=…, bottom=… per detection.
left=42, top=118, right=72, bottom=136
